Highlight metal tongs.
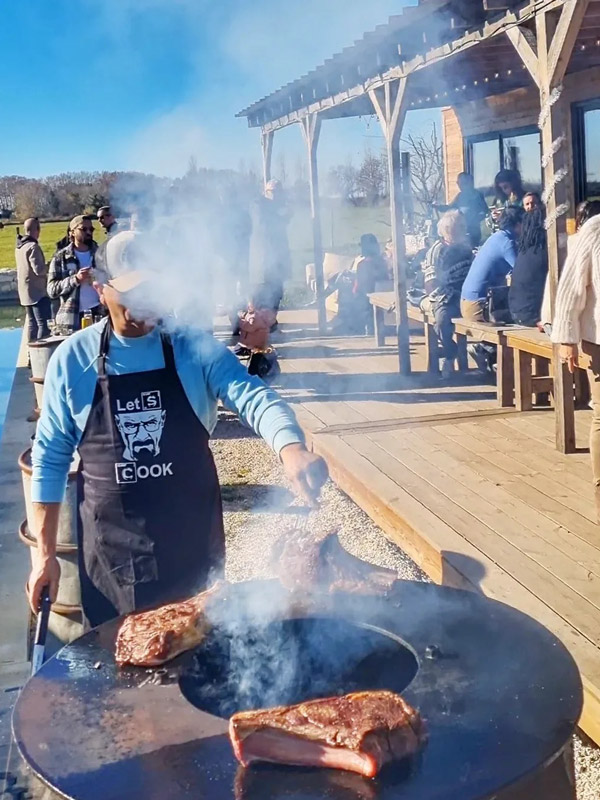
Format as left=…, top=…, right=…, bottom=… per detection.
left=31, top=585, right=51, bottom=676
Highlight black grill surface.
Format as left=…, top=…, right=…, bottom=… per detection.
left=12, top=580, right=582, bottom=800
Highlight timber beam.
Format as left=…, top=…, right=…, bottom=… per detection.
left=300, top=114, right=327, bottom=335
left=369, top=79, right=411, bottom=375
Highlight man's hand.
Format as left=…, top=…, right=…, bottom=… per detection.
left=560, top=343, right=579, bottom=374
left=76, top=268, right=91, bottom=285
left=27, top=555, right=61, bottom=613
left=280, top=443, right=328, bottom=507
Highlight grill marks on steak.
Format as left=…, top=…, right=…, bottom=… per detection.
left=229, top=691, right=424, bottom=778
left=115, top=582, right=224, bottom=667
left=272, top=529, right=398, bottom=596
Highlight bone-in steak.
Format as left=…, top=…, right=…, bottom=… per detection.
left=229, top=690, right=425, bottom=778
left=115, top=582, right=224, bottom=667
left=272, top=529, right=398, bottom=596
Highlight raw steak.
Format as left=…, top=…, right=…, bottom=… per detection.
left=115, top=581, right=224, bottom=667
left=229, top=690, right=424, bottom=778
left=272, top=529, right=398, bottom=595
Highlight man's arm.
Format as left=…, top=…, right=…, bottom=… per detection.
left=47, top=253, right=79, bottom=299
left=29, top=243, right=47, bottom=277
left=28, top=347, right=81, bottom=608
left=201, top=338, right=328, bottom=503
left=27, top=503, right=61, bottom=612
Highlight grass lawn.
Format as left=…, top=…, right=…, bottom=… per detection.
left=0, top=202, right=389, bottom=278
left=0, top=220, right=106, bottom=270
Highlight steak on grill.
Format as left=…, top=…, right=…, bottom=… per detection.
left=229, top=690, right=424, bottom=778
left=115, top=581, right=224, bottom=667
left=272, top=529, right=398, bottom=596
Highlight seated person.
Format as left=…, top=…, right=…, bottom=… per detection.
left=234, top=286, right=279, bottom=381
left=334, top=234, right=388, bottom=335
left=420, top=211, right=473, bottom=379
left=461, top=206, right=524, bottom=372
left=509, top=207, right=548, bottom=327
left=523, top=192, right=542, bottom=214
left=433, top=172, right=488, bottom=248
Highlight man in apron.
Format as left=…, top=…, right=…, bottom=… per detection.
left=27, top=232, right=328, bottom=627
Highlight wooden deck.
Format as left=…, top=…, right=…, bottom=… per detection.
left=274, top=310, right=600, bottom=743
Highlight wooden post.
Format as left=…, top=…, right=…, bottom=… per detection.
left=369, top=79, right=411, bottom=374
left=261, top=130, right=274, bottom=188
left=300, top=113, right=326, bottom=335
left=506, top=1, right=590, bottom=453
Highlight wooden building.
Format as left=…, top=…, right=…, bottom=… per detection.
left=238, top=0, right=600, bottom=451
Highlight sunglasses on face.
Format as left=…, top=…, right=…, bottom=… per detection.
left=78, top=226, right=94, bottom=233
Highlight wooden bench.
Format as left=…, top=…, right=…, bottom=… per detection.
left=504, top=328, right=591, bottom=454
left=369, top=292, right=442, bottom=373
left=453, top=319, right=528, bottom=407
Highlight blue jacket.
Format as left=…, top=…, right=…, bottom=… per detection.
left=461, top=230, right=518, bottom=302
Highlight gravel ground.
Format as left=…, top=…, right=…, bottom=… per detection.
left=211, top=409, right=600, bottom=800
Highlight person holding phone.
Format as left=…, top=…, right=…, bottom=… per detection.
left=47, top=215, right=103, bottom=334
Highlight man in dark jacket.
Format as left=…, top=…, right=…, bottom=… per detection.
left=47, top=215, right=101, bottom=334
left=15, top=218, right=51, bottom=342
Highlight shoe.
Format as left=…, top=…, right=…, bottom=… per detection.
left=27, top=408, right=40, bottom=423
left=441, top=358, right=454, bottom=379
left=468, top=344, right=490, bottom=373
left=233, top=343, right=251, bottom=358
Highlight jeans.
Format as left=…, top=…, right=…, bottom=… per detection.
left=460, top=297, right=497, bottom=367
left=25, top=296, right=51, bottom=342
left=422, top=296, right=458, bottom=360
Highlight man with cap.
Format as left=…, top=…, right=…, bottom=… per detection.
left=47, top=215, right=102, bottom=334
left=28, top=231, right=328, bottom=627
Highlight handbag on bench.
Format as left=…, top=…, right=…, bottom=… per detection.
left=485, top=285, right=512, bottom=325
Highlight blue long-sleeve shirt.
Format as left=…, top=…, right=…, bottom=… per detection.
left=32, top=320, right=304, bottom=503
left=461, top=229, right=518, bottom=302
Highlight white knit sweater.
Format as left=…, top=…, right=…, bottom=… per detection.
left=552, top=215, right=600, bottom=345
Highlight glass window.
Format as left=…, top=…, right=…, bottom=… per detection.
left=471, top=138, right=500, bottom=203
left=503, top=132, right=542, bottom=193
left=583, top=108, right=600, bottom=200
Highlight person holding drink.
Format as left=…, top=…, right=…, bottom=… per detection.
left=47, top=215, right=104, bottom=334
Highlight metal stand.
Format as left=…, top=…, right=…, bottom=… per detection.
left=498, top=742, right=576, bottom=800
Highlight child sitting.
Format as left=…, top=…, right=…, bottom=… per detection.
left=234, top=286, right=280, bottom=381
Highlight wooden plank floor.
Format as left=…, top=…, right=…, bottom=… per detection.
left=274, top=310, right=600, bottom=743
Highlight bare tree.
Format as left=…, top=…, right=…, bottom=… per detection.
left=328, top=160, right=361, bottom=205
left=401, top=124, right=445, bottom=209
left=357, top=151, right=386, bottom=205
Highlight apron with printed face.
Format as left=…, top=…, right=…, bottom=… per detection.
left=76, top=321, right=225, bottom=628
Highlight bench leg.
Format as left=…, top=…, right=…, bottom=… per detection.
left=514, top=350, right=533, bottom=412
left=554, top=359, right=576, bottom=454
left=497, top=343, right=515, bottom=408
left=425, top=323, right=440, bottom=374
left=456, top=333, right=468, bottom=372
left=534, top=356, right=550, bottom=406
left=374, top=307, right=385, bottom=347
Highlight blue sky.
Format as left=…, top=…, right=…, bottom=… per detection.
left=0, top=0, right=440, bottom=179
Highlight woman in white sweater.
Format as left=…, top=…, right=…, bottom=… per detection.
left=552, top=212, right=600, bottom=518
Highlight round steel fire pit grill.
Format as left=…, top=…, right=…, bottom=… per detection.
left=12, top=580, right=582, bottom=800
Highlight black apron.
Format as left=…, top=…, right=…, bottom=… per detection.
left=76, top=321, right=225, bottom=628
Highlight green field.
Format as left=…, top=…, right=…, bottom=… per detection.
left=0, top=220, right=106, bottom=270
left=0, top=202, right=390, bottom=277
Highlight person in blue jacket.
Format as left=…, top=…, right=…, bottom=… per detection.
left=460, top=206, right=524, bottom=371
left=27, top=231, right=328, bottom=628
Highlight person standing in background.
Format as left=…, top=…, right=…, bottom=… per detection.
left=97, top=206, right=119, bottom=237
left=249, top=179, right=292, bottom=328
left=15, top=217, right=51, bottom=342
left=552, top=214, right=600, bottom=521
left=433, top=173, right=488, bottom=248
left=48, top=215, right=101, bottom=334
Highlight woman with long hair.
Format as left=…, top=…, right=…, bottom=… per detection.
left=509, top=207, right=548, bottom=327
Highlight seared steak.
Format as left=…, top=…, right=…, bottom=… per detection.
left=272, top=529, right=398, bottom=595
left=115, top=582, right=224, bottom=667
left=229, top=690, right=424, bottom=778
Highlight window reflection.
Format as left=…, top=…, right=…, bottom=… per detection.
left=472, top=138, right=500, bottom=203
left=584, top=108, right=600, bottom=199
left=503, top=132, right=542, bottom=192
left=469, top=129, right=542, bottom=200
